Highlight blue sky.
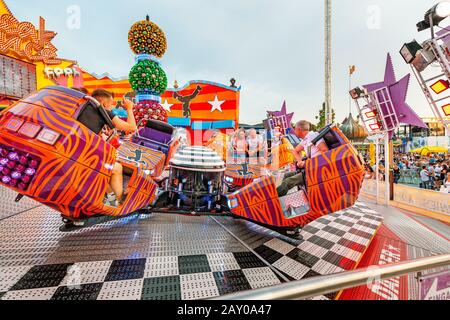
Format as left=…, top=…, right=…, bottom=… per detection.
left=7, top=0, right=442, bottom=124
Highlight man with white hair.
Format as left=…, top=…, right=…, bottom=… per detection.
left=276, top=120, right=329, bottom=197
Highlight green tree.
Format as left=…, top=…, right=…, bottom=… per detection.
left=315, top=102, right=335, bottom=130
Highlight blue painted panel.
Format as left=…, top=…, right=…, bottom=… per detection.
left=211, top=120, right=235, bottom=129
left=192, top=121, right=212, bottom=130
left=168, top=117, right=191, bottom=127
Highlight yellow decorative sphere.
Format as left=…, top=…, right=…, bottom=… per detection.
left=128, top=19, right=167, bottom=57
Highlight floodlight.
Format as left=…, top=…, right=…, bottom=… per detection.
left=400, top=40, right=423, bottom=64
left=349, top=87, right=365, bottom=100
left=417, top=1, right=450, bottom=32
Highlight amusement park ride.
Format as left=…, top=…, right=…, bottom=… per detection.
left=0, top=85, right=365, bottom=236
left=0, top=15, right=366, bottom=237
left=1, top=2, right=449, bottom=237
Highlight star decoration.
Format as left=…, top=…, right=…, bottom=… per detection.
left=209, top=95, right=225, bottom=113
left=161, top=99, right=173, bottom=112
left=267, top=101, right=295, bottom=129
left=363, top=53, right=427, bottom=134
left=364, top=53, right=397, bottom=93
left=437, top=26, right=450, bottom=45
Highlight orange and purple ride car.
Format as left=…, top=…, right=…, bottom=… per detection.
left=0, top=87, right=365, bottom=236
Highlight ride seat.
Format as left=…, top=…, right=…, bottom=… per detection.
left=323, top=130, right=342, bottom=150
left=133, top=120, right=175, bottom=155
left=314, top=126, right=343, bottom=151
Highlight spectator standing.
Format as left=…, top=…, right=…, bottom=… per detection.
left=393, top=164, right=401, bottom=184
left=247, top=129, right=264, bottom=164
left=420, top=166, right=430, bottom=189
left=232, top=128, right=248, bottom=164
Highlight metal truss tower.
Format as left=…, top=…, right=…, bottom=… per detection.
left=325, top=0, right=332, bottom=125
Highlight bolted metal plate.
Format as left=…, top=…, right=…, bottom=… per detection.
left=213, top=270, right=252, bottom=295
left=144, top=256, right=179, bottom=278
left=1, top=287, right=58, bottom=300
left=242, top=267, right=281, bottom=289
left=141, top=276, right=181, bottom=300
left=178, top=255, right=211, bottom=275
left=51, top=283, right=103, bottom=300
left=272, top=256, right=310, bottom=280
left=60, top=261, right=113, bottom=286
left=263, top=238, right=296, bottom=255
left=233, top=252, right=267, bottom=269
left=97, top=279, right=144, bottom=300
left=180, top=272, right=219, bottom=300
left=206, top=253, right=241, bottom=273
left=10, top=263, right=73, bottom=291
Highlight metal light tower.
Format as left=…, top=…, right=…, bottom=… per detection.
left=325, top=0, right=332, bottom=125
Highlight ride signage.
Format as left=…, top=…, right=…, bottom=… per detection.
left=419, top=271, right=450, bottom=300
left=0, top=14, right=61, bottom=65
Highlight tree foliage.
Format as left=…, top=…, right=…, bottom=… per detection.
left=314, top=102, right=336, bottom=130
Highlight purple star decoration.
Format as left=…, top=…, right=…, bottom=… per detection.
left=436, top=25, right=450, bottom=44
left=267, top=101, right=295, bottom=134
left=363, top=53, right=427, bottom=139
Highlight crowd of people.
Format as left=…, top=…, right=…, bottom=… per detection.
left=364, top=152, right=450, bottom=193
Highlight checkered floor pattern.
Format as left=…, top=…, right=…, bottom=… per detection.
left=257, top=203, right=383, bottom=282
left=0, top=202, right=382, bottom=300
left=0, top=253, right=282, bottom=300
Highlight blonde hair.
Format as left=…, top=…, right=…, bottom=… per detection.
left=295, top=120, right=311, bottom=132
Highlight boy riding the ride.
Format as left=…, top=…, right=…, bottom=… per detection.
left=83, top=89, right=138, bottom=206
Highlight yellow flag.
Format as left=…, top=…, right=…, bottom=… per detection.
left=349, top=65, right=356, bottom=75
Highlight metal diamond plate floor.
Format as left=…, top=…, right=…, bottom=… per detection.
left=0, top=186, right=449, bottom=300
left=363, top=200, right=450, bottom=254
left=0, top=188, right=41, bottom=221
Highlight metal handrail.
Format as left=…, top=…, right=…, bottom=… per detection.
left=212, top=253, right=450, bottom=300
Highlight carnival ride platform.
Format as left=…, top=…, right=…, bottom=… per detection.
left=0, top=187, right=448, bottom=300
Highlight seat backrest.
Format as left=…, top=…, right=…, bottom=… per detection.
left=139, top=127, right=172, bottom=145
left=312, top=126, right=345, bottom=151
left=146, top=119, right=175, bottom=135
left=323, top=131, right=342, bottom=150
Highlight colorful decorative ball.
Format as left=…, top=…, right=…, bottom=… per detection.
left=8, top=152, right=19, bottom=161
left=129, top=60, right=167, bottom=94
left=133, top=100, right=168, bottom=128
left=29, top=160, right=39, bottom=169
left=0, top=148, right=8, bottom=157
left=2, top=176, right=11, bottom=184
left=25, top=168, right=36, bottom=176
left=15, top=164, right=26, bottom=173
left=128, top=19, right=167, bottom=57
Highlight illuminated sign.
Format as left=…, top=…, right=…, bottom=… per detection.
left=0, top=14, right=61, bottom=65
left=430, top=79, right=450, bottom=94
left=442, top=103, right=450, bottom=116
left=44, top=67, right=80, bottom=78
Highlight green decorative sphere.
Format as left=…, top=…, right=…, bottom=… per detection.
left=129, top=60, right=167, bottom=94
